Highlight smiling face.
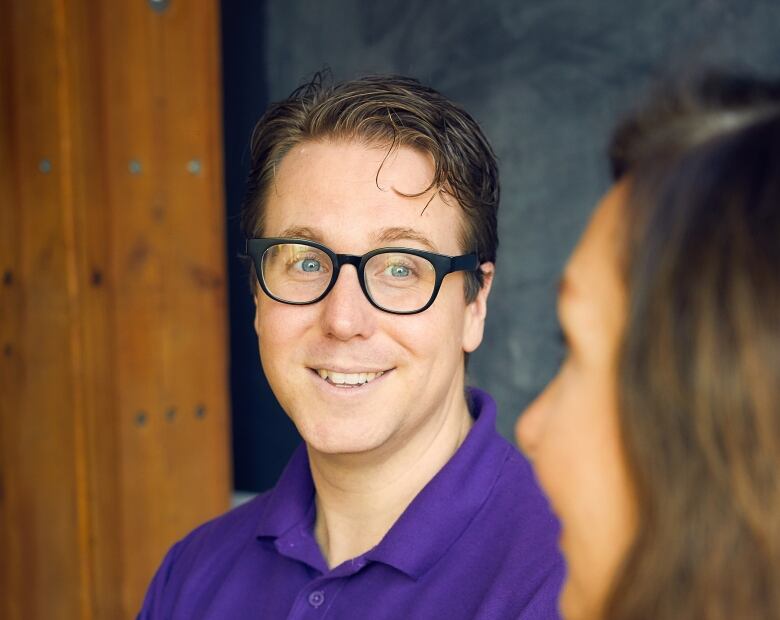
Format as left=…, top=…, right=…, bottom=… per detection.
left=515, top=183, right=637, bottom=620
left=253, top=139, right=492, bottom=458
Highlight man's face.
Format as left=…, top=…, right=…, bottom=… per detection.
left=254, top=139, right=492, bottom=458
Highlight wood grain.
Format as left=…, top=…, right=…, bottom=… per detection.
left=0, top=1, right=230, bottom=617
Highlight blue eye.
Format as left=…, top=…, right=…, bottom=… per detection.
left=299, top=258, right=321, bottom=272
left=389, top=264, right=411, bottom=278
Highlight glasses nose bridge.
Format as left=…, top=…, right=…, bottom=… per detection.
left=325, top=252, right=372, bottom=309
left=333, top=253, right=363, bottom=277
left=330, top=251, right=367, bottom=288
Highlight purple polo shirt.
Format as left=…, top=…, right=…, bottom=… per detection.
left=139, top=388, right=563, bottom=619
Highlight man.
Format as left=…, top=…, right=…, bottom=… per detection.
left=139, top=74, right=563, bottom=619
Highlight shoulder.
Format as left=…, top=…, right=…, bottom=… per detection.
left=465, top=388, right=560, bottom=540
left=472, top=433, right=562, bottom=570
left=477, top=438, right=565, bottom=616
left=437, top=434, right=564, bottom=618
left=169, top=491, right=272, bottom=566
left=138, top=492, right=275, bottom=617
left=490, top=435, right=559, bottom=528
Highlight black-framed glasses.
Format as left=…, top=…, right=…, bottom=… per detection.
left=245, top=237, right=479, bottom=315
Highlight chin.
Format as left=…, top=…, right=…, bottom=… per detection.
left=294, top=415, right=391, bottom=456
left=559, top=578, right=602, bottom=620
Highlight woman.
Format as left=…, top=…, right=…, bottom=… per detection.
left=517, top=72, right=780, bottom=619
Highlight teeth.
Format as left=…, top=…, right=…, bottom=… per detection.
left=316, top=369, right=384, bottom=385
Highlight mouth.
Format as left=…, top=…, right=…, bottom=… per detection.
left=310, top=367, right=391, bottom=388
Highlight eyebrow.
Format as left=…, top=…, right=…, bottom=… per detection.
left=555, top=274, right=582, bottom=353
left=276, top=225, right=438, bottom=252
left=555, top=277, right=572, bottom=349
left=557, top=272, right=580, bottom=299
left=373, top=227, right=437, bottom=252
left=557, top=275, right=569, bottom=297
left=277, top=226, right=324, bottom=242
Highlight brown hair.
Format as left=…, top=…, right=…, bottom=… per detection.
left=240, top=72, right=499, bottom=302
left=605, top=72, right=780, bottom=618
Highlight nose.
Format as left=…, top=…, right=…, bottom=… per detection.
left=319, top=264, right=376, bottom=340
left=515, top=383, right=551, bottom=458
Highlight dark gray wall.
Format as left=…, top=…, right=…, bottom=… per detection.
left=223, top=0, right=780, bottom=490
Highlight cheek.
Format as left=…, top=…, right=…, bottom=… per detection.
left=390, top=313, right=462, bottom=370
left=431, top=314, right=468, bottom=367
left=428, top=283, right=470, bottom=347
left=388, top=282, right=468, bottom=358
left=254, top=300, right=312, bottom=358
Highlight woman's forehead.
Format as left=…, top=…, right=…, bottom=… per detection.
left=559, top=182, right=628, bottom=340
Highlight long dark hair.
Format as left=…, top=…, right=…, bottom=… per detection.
left=605, top=73, right=780, bottom=619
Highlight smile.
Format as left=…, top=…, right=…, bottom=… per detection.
left=314, top=368, right=387, bottom=387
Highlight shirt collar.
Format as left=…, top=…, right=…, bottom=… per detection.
left=255, top=442, right=314, bottom=539
left=365, top=387, right=509, bottom=579
left=254, top=387, right=510, bottom=580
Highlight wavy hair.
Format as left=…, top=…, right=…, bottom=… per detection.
left=240, top=71, right=499, bottom=302
left=605, top=72, right=780, bottom=619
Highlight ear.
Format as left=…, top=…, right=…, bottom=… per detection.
left=462, top=263, right=495, bottom=353
left=253, top=293, right=261, bottom=338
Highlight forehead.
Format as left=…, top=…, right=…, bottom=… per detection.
left=559, top=182, right=627, bottom=340
left=566, top=182, right=626, bottom=283
left=263, top=139, right=465, bottom=253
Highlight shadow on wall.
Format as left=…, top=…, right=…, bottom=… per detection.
left=222, top=0, right=301, bottom=493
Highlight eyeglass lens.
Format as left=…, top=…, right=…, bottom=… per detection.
left=260, top=243, right=437, bottom=312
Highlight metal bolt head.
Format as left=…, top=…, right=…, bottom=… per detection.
left=39, top=159, right=52, bottom=174
left=195, top=404, right=206, bottom=419
left=129, top=160, right=142, bottom=175
left=134, top=411, right=148, bottom=426
left=148, top=0, right=170, bottom=12
left=186, top=159, right=202, bottom=175
left=165, top=407, right=176, bottom=422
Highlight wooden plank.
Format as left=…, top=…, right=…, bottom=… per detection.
left=97, top=3, right=179, bottom=614
left=156, top=0, right=231, bottom=520
left=153, top=0, right=231, bottom=532
left=96, top=1, right=231, bottom=615
left=1, top=0, right=86, bottom=617
left=59, top=0, right=123, bottom=617
left=1, top=1, right=230, bottom=617
left=0, top=1, right=24, bottom=617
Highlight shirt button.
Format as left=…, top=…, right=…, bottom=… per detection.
left=308, top=590, right=325, bottom=608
